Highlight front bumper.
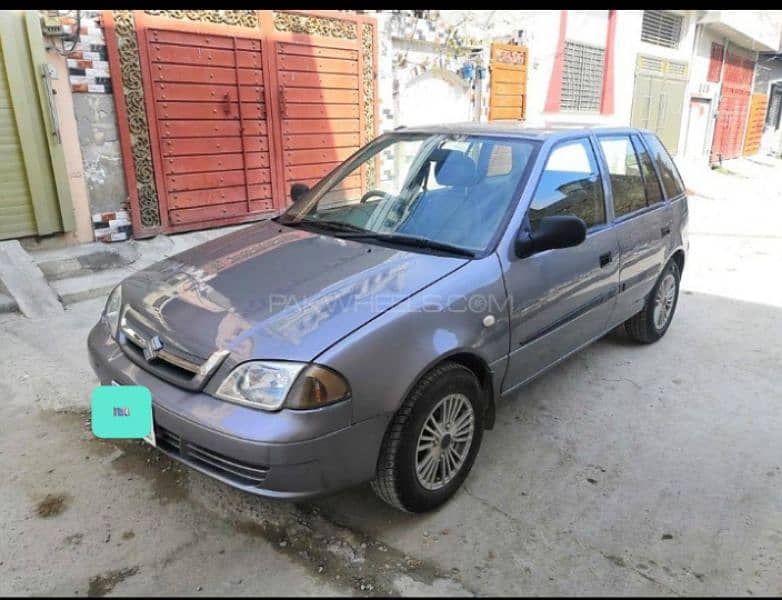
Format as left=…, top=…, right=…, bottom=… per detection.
left=87, top=321, right=390, bottom=500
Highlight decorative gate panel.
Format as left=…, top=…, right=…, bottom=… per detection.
left=103, top=10, right=377, bottom=238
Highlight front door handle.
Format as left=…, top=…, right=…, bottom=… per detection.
left=599, top=252, right=612, bottom=268
left=661, top=225, right=671, bottom=237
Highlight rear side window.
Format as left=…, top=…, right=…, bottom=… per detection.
left=598, top=135, right=646, bottom=217
left=632, top=135, right=664, bottom=205
left=642, top=133, right=685, bottom=198
left=528, top=138, right=605, bottom=229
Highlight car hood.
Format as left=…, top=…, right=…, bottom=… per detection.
left=119, top=220, right=468, bottom=362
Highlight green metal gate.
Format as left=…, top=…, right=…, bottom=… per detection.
left=630, top=55, right=688, bottom=155
left=0, top=10, right=72, bottom=240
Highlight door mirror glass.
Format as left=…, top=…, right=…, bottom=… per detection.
left=515, top=215, right=587, bottom=258
left=290, top=182, right=310, bottom=203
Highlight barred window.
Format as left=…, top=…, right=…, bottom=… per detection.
left=641, top=10, right=683, bottom=49
left=561, top=41, right=605, bottom=113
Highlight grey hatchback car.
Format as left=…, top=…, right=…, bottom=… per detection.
left=88, top=124, right=688, bottom=513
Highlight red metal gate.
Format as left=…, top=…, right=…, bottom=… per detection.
left=139, top=25, right=275, bottom=228
left=711, top=51, right=754, bottom=163
left=275, top=41, right=363, bottom=203
left=104, top=10, right=377, bottom=237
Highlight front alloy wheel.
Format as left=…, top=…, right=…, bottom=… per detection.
left=415, top=393, right=475, bottom=491
left=372, top=362, right=484, bottom=513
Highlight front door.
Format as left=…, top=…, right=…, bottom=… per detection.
left=502, top=137, right=620, bottom=392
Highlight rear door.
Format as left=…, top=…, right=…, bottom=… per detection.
left=503, top=137, right=620, bottom=391
left=596, top=133, right=672, bottom=324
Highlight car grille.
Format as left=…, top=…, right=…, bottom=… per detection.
left=118, top=306, right=227, bottom=391
left=155, top=425, right=269, bottom=487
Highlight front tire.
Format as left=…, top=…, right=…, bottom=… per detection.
left=625, top=259, right=681, bottom=343
left=371, top=362, right=484, bottom=513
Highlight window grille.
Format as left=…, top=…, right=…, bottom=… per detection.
left=561, top=41, right=605, bottom=112
left=641, top=10, right=683, bottom=49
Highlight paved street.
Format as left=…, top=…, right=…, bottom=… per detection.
left=1, top=157, right=781, bottom=596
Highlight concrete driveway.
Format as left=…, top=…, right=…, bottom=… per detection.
left=1, top=158, right=781, bottom=596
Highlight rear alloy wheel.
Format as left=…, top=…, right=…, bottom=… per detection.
left=625, top=259, right=681, bottom=343
left=371, top=362, right=484, bottom=513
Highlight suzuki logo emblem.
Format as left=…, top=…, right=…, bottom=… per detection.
left=143, top=335, right=163, bottom=361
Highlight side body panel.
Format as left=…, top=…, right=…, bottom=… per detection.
left=315, top=255, right=511, bottom=424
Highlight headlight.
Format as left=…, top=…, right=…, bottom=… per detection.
left=104, top=285, right=122, bottom=339
left=214, top=361, right=350, bottom=411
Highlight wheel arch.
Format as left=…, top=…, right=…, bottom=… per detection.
left=671, top=247, right=685, bottom=274
left=401, top=350, right=497, bottom=431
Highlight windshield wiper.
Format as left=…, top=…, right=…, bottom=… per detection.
left=278, top=217, right=369, bottom=234
left=338, top=232, right=475, bottom=258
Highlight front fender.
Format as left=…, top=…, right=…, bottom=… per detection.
left=314, top=254, right=510, bottom=424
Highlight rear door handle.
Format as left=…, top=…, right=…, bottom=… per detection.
left=599, top=252, right=612, bottom=268
left=661, top=225, right=671, bottom=237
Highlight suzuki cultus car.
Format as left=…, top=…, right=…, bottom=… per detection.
left=88, top=124, right=688, bottom=512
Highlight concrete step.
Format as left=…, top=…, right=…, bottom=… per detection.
left=30, top=240, right=140, bottom=282
left=0, top=293, right=18, bottom=314
left=50, top=267, right=131, bottom=306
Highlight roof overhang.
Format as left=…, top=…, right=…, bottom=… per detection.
left=699, top=11, right=781, bottom=53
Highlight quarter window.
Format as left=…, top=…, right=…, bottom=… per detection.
left=642, top=133, right=685, bottom=198
left=631, top=135, right=664, bottom=205
left=528, top=139, right=605, bottom=229
left=598, top=135, right=646, bottom=217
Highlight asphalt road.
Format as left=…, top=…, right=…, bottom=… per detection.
left=1, top=160, right=781, bottom=596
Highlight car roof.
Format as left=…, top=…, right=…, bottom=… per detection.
left=394, top=121, right=655, bottom=142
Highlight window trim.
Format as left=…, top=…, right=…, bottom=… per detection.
left=526, top=136, right=608, bottom=233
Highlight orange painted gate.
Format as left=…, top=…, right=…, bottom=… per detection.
left=103, top=10, right=377, bottom=238
left=710, top=51, right=754, bottom=163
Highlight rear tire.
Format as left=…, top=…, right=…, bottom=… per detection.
left=371, top=362, right=484, bottom=513
left=625, top=259, right=681, bottom=344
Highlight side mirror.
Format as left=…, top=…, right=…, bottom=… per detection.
left=290, top=182, right=310, bottom=203
left=515, top=215, right=587, bottom=258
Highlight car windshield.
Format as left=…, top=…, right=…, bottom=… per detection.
left=278, top=132, right=538, bottom=255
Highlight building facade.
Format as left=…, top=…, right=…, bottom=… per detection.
left=1, top=10, right=780, bottom=245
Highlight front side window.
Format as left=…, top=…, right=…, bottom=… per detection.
left=528, top=138, right=605, bottom=229
left=642, top=133, right=685, bottom=198
left=598, top=135, right=646, bottom=217
left=279, top=133, right=538, bottom=255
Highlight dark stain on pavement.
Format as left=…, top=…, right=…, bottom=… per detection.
left=228, top=502, right=472, bottom=597
left=87, top=566, right=140, bottom=597
left=110, top=440, right=188, bottom=505
left=36, top=493, right=69, bottom=518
